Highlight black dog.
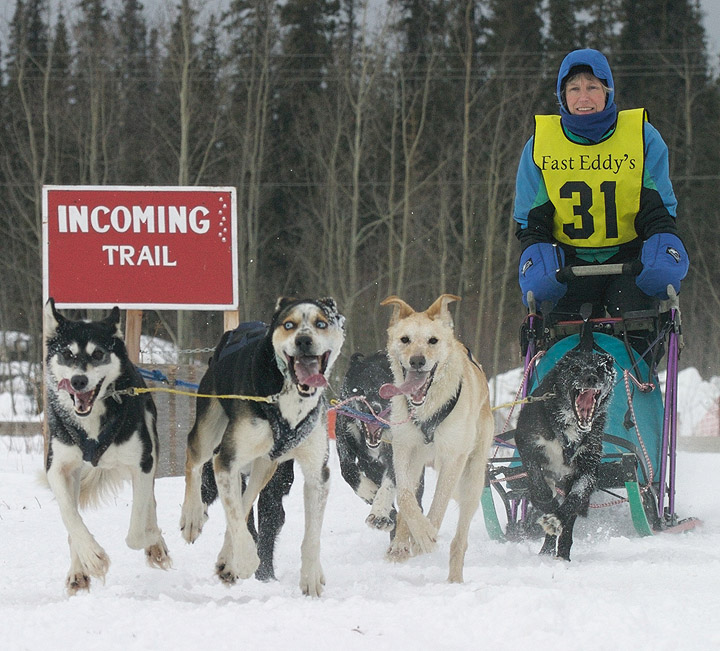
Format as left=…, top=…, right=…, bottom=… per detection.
left=514, top=328, right=616, bottom=560
left=335, top=351, right=400, bottom=531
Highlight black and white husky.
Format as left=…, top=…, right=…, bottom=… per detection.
left=180, top=297, right=345, bottom=597
left=514, top=327, right=616, bottom=561
left=44, top=299, right=171, bottom=594
left=335, top=351, right=399, bottom=531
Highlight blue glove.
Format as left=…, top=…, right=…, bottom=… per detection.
left=518, top=243, right=567, bottom=307
left=636, top=233, right=689, bottom=299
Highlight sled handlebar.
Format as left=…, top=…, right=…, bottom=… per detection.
left=526, top=260, right=678, bottom=314
left=555, top=259, right=643, bottom=284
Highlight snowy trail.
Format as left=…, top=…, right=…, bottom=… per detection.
left=1, top=435, right=719, bottom=650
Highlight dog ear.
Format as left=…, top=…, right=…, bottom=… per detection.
left=317, top=297, right=345, bottom=329
left=102, top=306, right=124, bottom=339
left=317, top=297, right=337, bottom=314
left=599, top=353, right=616, bottom=376
left=43, top=297, right=63, bottom=340
left=425, top=294, right=461, bottom=327
left=380, top=296, right=415, bottom=326
left=274, top=296, right=297, bottom=313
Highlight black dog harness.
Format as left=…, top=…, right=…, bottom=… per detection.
left=262, top=399, right=324, bottom=459
left=58, top=416, right=116, bottom=466
left=411, top=382, right=462, bottom=444
left=216, top=321, right=268, bottom=362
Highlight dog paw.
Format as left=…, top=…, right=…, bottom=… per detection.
left=215, top=551, right=260, bottom=585
left=145, top=539, right=172, bottom=570
left=66, top=571, right=91, bottom=595
left=409, top=535, right=436, bottom=556
left=366, top=511, right=395, bottom=531
left=538, top=514, right=562, bottom=536
left=215, top=562, right=238, bottom=585
left=66, top=541, right=110, bottom=595
left=408, top=520, right=437, bottom=555
left=300, top=563, right=326, bottom=597
left=255, top=562, right=276, bottom=583
left=76, top=542, right=111, bottom=579
left=179, top=503, right=208, bottom=543
left=386, top=541, right=411, bottom=563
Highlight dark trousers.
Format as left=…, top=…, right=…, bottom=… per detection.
left=553, top=260, right=660, bottom=361
left=554, top=272, right=656, bottom=321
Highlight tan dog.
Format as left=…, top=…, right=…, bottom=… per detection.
left=380, top=294, right=494, bottom=582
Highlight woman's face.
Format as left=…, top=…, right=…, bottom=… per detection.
left=564, top=72, right=607, bottom=115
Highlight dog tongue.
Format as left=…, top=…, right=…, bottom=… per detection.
left=575, top=389, right=598, bottom=421
left=379, top=383, right=402, bottom=399
left=304, top=374, right=328, bottom=388
left=74, top=391, right=96, bottom=412
left=379, top=372, right=428, bottom=400
left=294, top=357, right=328, bottom=388
left=58, top=378, right=96, bottom=412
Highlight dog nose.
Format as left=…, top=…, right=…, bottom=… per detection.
left=71, top=375, right=89, bottom=392
left=295, top=334, right=314, bottom=355
left=409, top=355, right=426, bottom=370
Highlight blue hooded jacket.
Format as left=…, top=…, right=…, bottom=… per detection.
left=557, top=48, right=618, bottom=143
left=513, top=48, right=679, bottom=259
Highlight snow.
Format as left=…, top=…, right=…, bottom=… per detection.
left=1, top=427, right=720, bottom=650
left=2, top=365, right=720, bottom=650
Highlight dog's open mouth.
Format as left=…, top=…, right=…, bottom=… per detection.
left=573, top=387, right=601, bottom=432
left=379, top=366, right=436, bottom=407
left=361, top=407, right=390, bottom=448
left=288, top=352, right=330, bottom=395
left=58, top=378, right=103, bottom=417
left=362, top=420, right=384, bottom=448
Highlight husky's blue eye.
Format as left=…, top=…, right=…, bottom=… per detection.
left=316, top=320, right=327, bottom=329
left=284, top=321, right=295, bottom=330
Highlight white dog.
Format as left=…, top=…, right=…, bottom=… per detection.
left=380, top=294, right=494, bottom=582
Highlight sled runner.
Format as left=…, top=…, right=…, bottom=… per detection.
left=482, top=263, right=701, bottom=541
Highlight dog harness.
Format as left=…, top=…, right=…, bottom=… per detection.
left=411, top=382, right=462, bottom=444
left=533, top=108, right=646, bottom=248
left=216, top=321, right=268, bottom=362
left=54, top=417, right=116, bottom=466
left=52, top=385, right=129, bottom=467
left=262, top=399, right=324, bottom=459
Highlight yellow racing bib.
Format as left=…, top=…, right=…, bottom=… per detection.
left=533, top=108, right=646, bottom=248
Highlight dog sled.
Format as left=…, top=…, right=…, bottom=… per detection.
left=482, top=263, right=700, bottom=541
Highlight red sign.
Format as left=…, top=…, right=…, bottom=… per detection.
left=43, top=186, right=238, bottom=309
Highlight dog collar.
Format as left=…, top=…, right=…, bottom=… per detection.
left=411, top=382, right=462, bottom=444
